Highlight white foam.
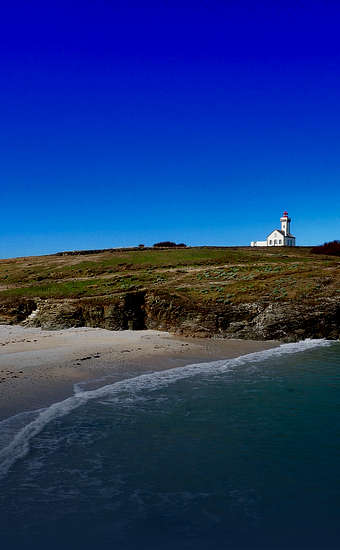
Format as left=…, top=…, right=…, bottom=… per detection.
left=0, top=339, right=332, bottom=479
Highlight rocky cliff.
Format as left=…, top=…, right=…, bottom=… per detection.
left=1, top=246, right=339, bottom=341
left=2, top=291, right=339, bottom=342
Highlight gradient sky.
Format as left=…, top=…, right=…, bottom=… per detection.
left=1, top=1, right=340, bottom=257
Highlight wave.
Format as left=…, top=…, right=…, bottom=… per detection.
left=0, top=338, right=332, bottom=480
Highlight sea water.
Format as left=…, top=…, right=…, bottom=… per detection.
left=0, top=340, right=339, bottom=550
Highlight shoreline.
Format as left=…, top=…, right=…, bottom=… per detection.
left=0, top=325, right=280, bottom=420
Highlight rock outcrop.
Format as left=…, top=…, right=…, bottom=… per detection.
left=144, top=292, right=340, bottom=340
left=0, top=298, right=37, bottom=325
left=2, top=291, right=339, bottom=341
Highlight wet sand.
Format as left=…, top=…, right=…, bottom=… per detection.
left=0, top=325, right=280, bottom=420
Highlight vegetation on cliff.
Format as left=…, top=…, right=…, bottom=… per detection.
left=312, top=240, right=340, bottom=256
left=0, top=246, right=339, bottom=339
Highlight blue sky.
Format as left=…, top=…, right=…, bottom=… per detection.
left=1, top=1, right=340, bottom=257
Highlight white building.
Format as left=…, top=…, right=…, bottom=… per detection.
left=251, top=211, right=296, bottom=247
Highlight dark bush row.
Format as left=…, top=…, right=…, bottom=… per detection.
left=153, top=241, right=187, bottom=248
left=311, top=240, right=340, bottom=256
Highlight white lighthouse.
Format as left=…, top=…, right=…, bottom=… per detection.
left=251, top=211, right=296, bottom=247
left=280, top=211, right=291, bottom=236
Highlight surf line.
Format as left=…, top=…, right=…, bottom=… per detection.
left=0, top=338, right=332, bottom=479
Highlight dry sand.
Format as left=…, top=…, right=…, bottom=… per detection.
left=0, top=325, right=280, bottom=420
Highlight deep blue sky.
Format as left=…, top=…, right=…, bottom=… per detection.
left=1, top=1, right=340, bottom=257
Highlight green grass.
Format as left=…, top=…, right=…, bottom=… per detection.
left=0, top=280, right=106, bottom=299
left=0, top=246, right=339, bottom=304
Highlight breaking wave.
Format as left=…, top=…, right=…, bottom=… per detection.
left=0, top=339, right=332, bottom=479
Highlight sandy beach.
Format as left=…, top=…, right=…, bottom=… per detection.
left=0, top=325, right=279, bottom=420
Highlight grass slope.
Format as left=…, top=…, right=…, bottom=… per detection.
left=0, top=247, right=339, bottom=304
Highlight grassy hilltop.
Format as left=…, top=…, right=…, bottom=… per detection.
left=1, top=246, right=340, bottom=340
left=0, top=245, right=339, bottom=304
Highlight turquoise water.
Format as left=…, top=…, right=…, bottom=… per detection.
left=0, top=340, right=339, bottom=550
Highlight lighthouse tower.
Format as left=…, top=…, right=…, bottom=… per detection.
left=280, top=211, right=291, bottom=236
left=250, top=211, right=296, bottom=247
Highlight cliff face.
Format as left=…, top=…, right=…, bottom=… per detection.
left=0, top=299, right=37, bottom=325
left=2, top=291, right=339, bottom=342
left=145, top=292, right=340, bottom=340
left=1, top=246, right=340, bottom=341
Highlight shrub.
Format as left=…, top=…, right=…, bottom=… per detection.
left=153, top=241, right=187, bottom=248
left=311, top=240, right=340, bottom=256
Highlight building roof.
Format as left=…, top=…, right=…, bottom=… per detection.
left=266, top=229, right=285, bottom=238
left=266, top=229, right=295, bottom=239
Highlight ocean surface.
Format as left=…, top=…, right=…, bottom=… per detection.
left=0, top=339, right=339, bottom=550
